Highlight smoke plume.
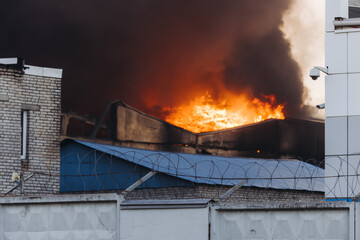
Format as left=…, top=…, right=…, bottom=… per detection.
left=0, top=0, right=308, bottom=119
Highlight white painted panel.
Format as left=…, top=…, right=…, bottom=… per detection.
left=326, top=0, right=348, bottom=32
left=2, top=203, right=117, bottom=240
left=348, top=74, right=360, bottom=115
left=325, top=33, right=347, bottom=74
left=325, top=155, right=348, bottom=198
left=325, top=117, right=347, bottom=155
left=120, top=208, right=208, bottom=240
left=214, top=208, right=349, bottom=240
left=348, top=155, right=360, bottom=198
left=348, top=32, right=360, bottom=73
left=349, top=116, right=360, bottom=154
left=325, top=74, right=347, bottom=117
left=356, top=200, right=360, bottom=239
left=24, top=65, right=63, bottom=78
left=0, top=58, right=17, bottom=64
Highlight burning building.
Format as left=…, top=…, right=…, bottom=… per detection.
left=61, top=101, right=324, bottom=162
left=0, top=0, right=313, bottom=122
left=1, top=1, right=325, bottom=162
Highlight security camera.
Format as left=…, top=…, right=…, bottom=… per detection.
left=309, top=66, right=328, bottom=80
left=316, top=103, right=325, bottom=109
left=309, top=68, right=320, bottom=80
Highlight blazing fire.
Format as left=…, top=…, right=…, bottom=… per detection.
left=164, top=92, right=285, bottom=133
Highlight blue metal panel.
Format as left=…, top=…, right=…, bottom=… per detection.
left=325, top=198, right=360, bottom=202
left=60, top=140, right=193, bottom=192
left=61, top=139, right=325, bottom=192
left=77, top=140, right=324, bottom=192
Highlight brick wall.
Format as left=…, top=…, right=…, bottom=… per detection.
left=126, top=185, right=324, bottom=203
left=0, top=63, right=62, bottom=195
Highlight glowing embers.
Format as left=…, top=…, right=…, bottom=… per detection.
left=164, top=92, right=285, bottom=133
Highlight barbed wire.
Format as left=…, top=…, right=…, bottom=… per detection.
left=4, top=149, right=360, bottom=203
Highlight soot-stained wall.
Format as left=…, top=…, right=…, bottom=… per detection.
left=113, top=103, right=324, bottom=161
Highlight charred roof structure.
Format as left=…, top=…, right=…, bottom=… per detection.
left=61, top=101, right=324, bottom=164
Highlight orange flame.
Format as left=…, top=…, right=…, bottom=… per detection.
left=164, top=92, right=285, bottom=133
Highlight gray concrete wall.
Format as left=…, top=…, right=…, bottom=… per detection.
left=0, top=64, right=62, bottom=195
left=0, top=194, right=120, bottom=240
left=0, top=194, right=357, bottom=240
left=211, top=201, right=354, bottom=240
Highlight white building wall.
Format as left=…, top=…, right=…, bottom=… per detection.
left=326, top=0, right=348, bottom=32
left=325, top=0, right=360, bottom=199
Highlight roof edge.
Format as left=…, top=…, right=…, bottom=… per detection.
left=0, top=58, right=62, bottom=78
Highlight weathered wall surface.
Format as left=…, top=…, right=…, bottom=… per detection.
left=116, top=103, right=196, bottom=145
left=120, top=207, right=208, bottom=240
left=0, top=194, right=357, bottom=240
left=197, top=119, right=324, bottom=161
left=113, top=104, right=324, bottom=160
left=212, top=203, right=352, bottom=240
left=126, top=185, right=324, bottom=203
left=0, top=64, right=62, bottom=195
left=0, top=195, right=118, bottom=240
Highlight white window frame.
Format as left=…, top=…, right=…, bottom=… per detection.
left=21, top=110, right=28, bottom=160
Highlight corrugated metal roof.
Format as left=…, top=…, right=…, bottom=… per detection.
left=75, top=140, right=324, bottom=192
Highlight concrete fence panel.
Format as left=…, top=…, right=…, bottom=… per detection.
left=0, top=195, right=119, bottom=240
left=120, top=208, right=209, bottom=240
left=211, top=202, right=354, bottom=240
left=0, top=195, right=360, bottom=240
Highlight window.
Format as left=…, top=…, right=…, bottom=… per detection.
left=349, top=0, right=360, bottom=18
left=21, top=110, right=28, bottom=160
left=349, top=6, right=360, bottom=18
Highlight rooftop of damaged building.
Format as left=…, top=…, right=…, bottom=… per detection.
left=61, top=101, right=325, bottom=162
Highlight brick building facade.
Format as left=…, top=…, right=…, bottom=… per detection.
left=0, top=58, right=62, bottom=195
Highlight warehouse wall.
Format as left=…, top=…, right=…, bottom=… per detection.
left=113, top=103, right=325, bottom=161
left=116, top=103, right=196, bottom=145
left=197, top=119, right=324, bottom=160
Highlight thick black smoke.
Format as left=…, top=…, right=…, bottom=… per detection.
left=0, top=0, right=308, bottom=119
